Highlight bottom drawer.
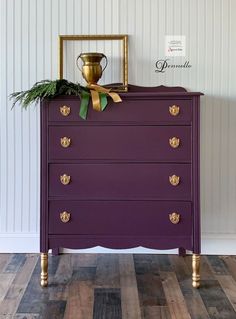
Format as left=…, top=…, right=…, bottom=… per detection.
left=48, top=201, right=192, bottom=236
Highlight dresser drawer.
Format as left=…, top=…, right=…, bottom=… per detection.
left=48, top=200, right=192, bottom=236
left=49, top=125, right=191, bottom=162
left=48, top=98, right=192, bottom=124
left=49, top=163, right=191, bottom=200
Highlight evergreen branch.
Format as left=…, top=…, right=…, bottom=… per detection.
left=9, top=79, right=87, bottom=109
left=9, top=79, right=119, bottom=120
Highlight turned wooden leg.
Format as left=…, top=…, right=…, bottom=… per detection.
left=192, top=254, right=200, bottom=288
left=41, top=253, right=48, bottom=287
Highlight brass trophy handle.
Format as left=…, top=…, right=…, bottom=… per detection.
left=60, top=105, right=71, bottom=116
left=169, top=175, right=180, bottom=186
left=169, top=212, right=180, bottom=224
left=60, top=174, right=71, bottom=185
left=60, top=211, right=71, bottom=223
left=76, top=53, right=83, bottom=72
left=169, top=137, right=180, bottom=148
left=169, top=105, right=180, bottom=116
left=60, top=137, right=71, bottom=148
left=101, top=54, right=108, bottom=72
left=76, top=53, right=108, bottom=72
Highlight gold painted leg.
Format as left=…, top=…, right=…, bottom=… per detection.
left=192, top=254, right=200, bottom=288
left=40, top=253, right=48, bottom=287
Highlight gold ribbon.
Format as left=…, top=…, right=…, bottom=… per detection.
left=87, top=83, right=122, bottom=112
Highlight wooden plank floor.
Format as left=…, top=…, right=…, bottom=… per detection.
left=0, top=254, right=236, bottom=318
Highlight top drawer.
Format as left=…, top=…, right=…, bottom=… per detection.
left=47, top=98, right=192, bottom=124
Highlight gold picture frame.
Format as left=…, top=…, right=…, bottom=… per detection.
left=58, top=34, right=128, bottom=92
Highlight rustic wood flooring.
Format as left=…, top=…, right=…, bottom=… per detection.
left=0, top=254, right=236, bottom=318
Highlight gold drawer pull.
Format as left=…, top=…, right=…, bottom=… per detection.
left=169, top=212, right=180, bottom=224
left=60, top=174, right=71, bottom=185
left=169, top=175, right=180, bottom=186
left=60, top=137, right=71, bottom=148
left=169, top=105, right=180, bottom=116
left=60, top=105, right=71, bottom=116
left=169, top=137, right=180, bottom=148
left=60, top=211, right=71, bottom=223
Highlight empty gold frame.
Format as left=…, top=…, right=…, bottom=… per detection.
left=58, top=34, right=128, bottom=92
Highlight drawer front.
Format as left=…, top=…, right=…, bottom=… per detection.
left=48, top=99, right=192, bottom=123
left=49, top=201, right=192, bottom=236
left=49, top=126, right=191, bottom=162
left=49, top=163, right=191, bottom=200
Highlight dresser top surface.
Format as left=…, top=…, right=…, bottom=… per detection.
left=122, top=85, right=203, bottom=96
left=44, top=85, right=203, bottom=102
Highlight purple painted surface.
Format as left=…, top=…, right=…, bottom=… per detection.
left=48, top=125, right=191, bottom=162
left=40, top=85, right=202, bottom=253
left=49, top=201, right=192, bottom=236
left=49, top=163, right=191, bottom=200
left=48, top=97, right=192, bottom=123
left=192, top=96, right=201, bottom=254
left=126, top=84, right=188, bottom=92
left=48, top=235, right=192, bottom=251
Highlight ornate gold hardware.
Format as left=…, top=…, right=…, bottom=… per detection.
left=40, top=253, right=48, bottom=287
left=60, top=174, right=71, bottom=185
left=60, top=211, right=71, bottom=223
left=169, top=105, right=180, bottom=116
left=192, top=254, right=200, bottom=288
left=60, top=137, right=71, bottom=148
left=169, top=175, right=180, bottom=186
left=169, top=137, right=180, bottom=148
left=169, top=212, right=180, bottom=224
left=60, top=105, right=71, bottom=116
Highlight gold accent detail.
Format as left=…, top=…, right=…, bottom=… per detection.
left=60, top=211, right=71, bottom=223
left=169, top=212, right=180, bottom=224
left=192, top=254, right=200, bottom=288
left=169, top=105, right=180, bottom=116
left=60, top=105, right=71, bottom=116
left=169, top=175, right=180, bottom=186
left=169, top=137, right=180, bottom=148
left=60, top=137, right=71, bottom=148
left=60, top=174, right=71, bottom=185
left=58, top=34, right=128, bottom=92
left=40, top=253, right=48, bottom=287
left=77, top=53, right=108, bottom=85
left=87, top=84, right=122, bottom=112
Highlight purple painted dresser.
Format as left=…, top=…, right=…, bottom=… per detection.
left=40, top=85, right=203, bottom=288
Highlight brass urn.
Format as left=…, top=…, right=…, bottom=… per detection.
left=76, top=52, right=108, bottom=85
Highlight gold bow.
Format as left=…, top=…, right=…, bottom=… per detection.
left=87, top=83, right=122, bottom=112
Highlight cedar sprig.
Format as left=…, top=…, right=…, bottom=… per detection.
left=10, top=79, right=87, bottom=108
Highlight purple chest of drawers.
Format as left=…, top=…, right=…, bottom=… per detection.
left=40, top=85, right=203, bottom=288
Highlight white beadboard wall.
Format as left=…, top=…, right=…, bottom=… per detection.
left=0, top=0, right=236, bottom=254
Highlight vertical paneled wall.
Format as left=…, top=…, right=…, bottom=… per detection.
left=0, top=0, right=236, bottom=253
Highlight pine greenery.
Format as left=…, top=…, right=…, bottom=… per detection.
left=10, top=79, right=87, bottom=109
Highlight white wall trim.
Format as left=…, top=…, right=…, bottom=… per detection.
left=1, top=233, right=236, bottom=255
left=0, top=233, right=39, bottom=253
left=201, top=233, right=236, bottom=255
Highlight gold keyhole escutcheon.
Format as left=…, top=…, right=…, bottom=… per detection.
left=60, top=211, right=71, bottom=223
left=169, top=175, right=180, bottom=186
left=169, top=105, right=180, bottom=116
left=169, top=137, right=180, bottom=148
left=60, top=137, right=71, bottom=148
left=60, top=174, right=71, bottom=185
left=60, top=105, right=71, bottom=116
left=169, top=212, right=180, bottom=224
